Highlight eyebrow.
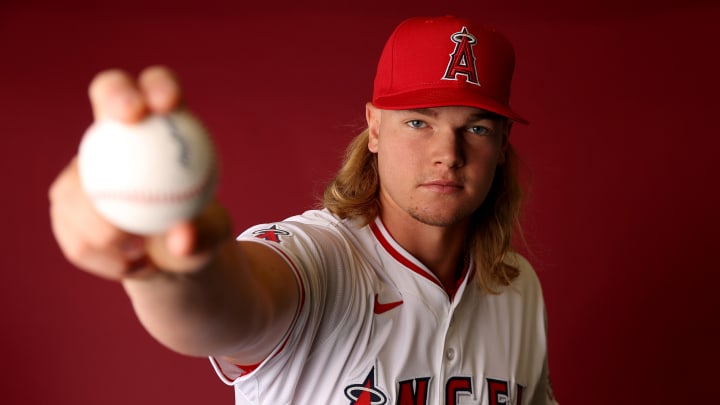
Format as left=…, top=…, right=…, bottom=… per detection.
left=406, top=108, right=435, bottom=117
left=405, top=108, right=503, bottom=121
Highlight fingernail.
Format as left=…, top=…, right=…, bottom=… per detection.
left=147, top=86, right=168, bottom=110
left=109, top=89, right=144, bottom=121
left=147, top=81, right=179, bottom=113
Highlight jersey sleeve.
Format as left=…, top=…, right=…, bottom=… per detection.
left=209, top=210, right=366, bottom=399
left=509, top=253, right=559, bottom=405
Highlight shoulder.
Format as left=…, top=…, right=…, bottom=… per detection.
left=505, top=252, right=540, bottom=284
left=237, top=209, right=370, bottom=271
left=238, top=209, right=350, bottom=243
left=500, top=251, right=546, bottom=304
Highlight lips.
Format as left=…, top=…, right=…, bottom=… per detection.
left=420, top=180, right=464, bottom=194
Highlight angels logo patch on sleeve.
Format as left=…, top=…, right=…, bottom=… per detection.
left=252, top=224, right=291, bottom=243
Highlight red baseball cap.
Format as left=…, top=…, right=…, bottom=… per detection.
left=372, top=16, right=528, bottom=124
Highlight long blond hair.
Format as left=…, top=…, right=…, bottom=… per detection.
left=323, top=128, right=523, bottom=293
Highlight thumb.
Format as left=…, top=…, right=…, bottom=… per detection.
left=147, top=200, right=233, bottom=273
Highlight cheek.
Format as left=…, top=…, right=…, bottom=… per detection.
left=376, top=150, right=402, bottom=182
left=478, top=139, right=505, bottom=169
left=376, top=143, right=419, bottom=191
left=468, top=148, right=502, bottom=191
left=378, top=139, right=422, bottom=173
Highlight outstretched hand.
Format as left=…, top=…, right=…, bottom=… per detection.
left=49, top=66, right=232, bottom=280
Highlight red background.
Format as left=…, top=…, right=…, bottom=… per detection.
left=1, top=1, right=719, bottom=404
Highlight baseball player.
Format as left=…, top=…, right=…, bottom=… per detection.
left=50, top=16, right=558, bottom=405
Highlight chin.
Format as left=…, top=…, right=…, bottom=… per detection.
left=409, top=206, right=473, bottom=228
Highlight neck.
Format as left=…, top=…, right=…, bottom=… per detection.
left=379, top=210, right=469, bottom=291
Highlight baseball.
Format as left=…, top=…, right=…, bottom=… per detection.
left=78, top=111, right=217, bottom=235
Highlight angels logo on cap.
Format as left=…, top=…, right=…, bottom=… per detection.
left=443, top=26, right=480, bottom=85
left=372, top=16, right=528, bottom=124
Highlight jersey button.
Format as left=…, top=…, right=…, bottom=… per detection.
left=446, top=348, right=456, bottom=361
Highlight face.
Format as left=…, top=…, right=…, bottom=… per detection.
left=366, top=103, right=507, bottom=228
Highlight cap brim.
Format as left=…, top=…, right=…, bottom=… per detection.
left=372, top=87, right=529, bottom=125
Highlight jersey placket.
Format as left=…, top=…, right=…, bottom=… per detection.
left=440, top=275, right=476, bottom=404
left=370, top=218, right=477, bottom=404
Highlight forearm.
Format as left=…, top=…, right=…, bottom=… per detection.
left=49, top=67, right=299, bottom=367
left=122, top=239, right=297, bottom=363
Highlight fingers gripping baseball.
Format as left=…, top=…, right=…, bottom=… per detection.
left=88, top=69, right=146, bottom=123
left=49, top=159, right=149, bottom=280
left=149, top=201, right=233, bottom=274
left=88, top=66, right=182, bottom=122
left=50, top=67, right=225, bottom=279
left=49, top=158, right=229, bottom=279
left=81, top=65, right=217, bottom=235
left=138, top=66, right=184, bottom=114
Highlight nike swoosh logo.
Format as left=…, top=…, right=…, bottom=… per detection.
left=374, top=294, right=403, bottom=314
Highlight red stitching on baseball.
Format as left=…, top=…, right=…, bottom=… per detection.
left=89, top=169, right=216, bottom=203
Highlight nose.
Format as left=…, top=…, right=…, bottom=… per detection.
left=432, top=129, right=465, bottom=168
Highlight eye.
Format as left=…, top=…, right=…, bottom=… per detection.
left=467, top=125, right=491, bottom=136
left=406, top=119, right=427, bottom=129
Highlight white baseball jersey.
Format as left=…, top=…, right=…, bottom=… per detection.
left=211, top=209, right=557, bottom=405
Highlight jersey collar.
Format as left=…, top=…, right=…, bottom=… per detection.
left=369, top=216, right=473, bottom=300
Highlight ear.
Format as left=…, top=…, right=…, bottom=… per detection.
left=366, top=102, right=380, bottom=153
